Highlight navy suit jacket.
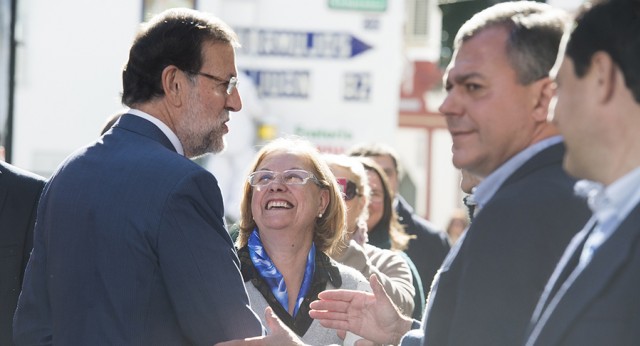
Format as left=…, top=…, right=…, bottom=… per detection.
left=395, top=196, right=450, bottom=295
left=0, top=161, right=45, bottom=346
left=13, top=114, right=263, bottom=345
left=525, top=203, right=640, bottom=345
left=418, top=143, right=591, bottom=346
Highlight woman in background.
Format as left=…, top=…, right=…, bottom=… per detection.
left=325, top=154, right=416, bottom=317
left=359, top=157, right=426, bottom=319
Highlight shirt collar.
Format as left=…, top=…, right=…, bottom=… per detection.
left=126, top=108, right=185, bottom=156
left=474, top=136, right=563, bottom=213
left=575, top=166, right=640, bottom=223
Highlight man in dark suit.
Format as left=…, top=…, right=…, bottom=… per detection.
left=347, top=143, right=450, bottom=292
left=308, top=2, right=591, bottom=345
left=13, top=9, right=263, bottom=345
left=525, top=1, right=640, bottom=345
left=0, top=161, right=45, bottom=346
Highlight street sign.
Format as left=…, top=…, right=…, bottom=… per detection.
left=235, top=28, right=372, bottom=59
left=328, top=0, right=387, bottom=12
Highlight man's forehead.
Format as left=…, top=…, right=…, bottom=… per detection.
left=443, top=52, right=489, bottom=85
left=445, top=26, right=511, bottom=78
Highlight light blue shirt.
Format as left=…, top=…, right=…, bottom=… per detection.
left=411, top=136, right=564, bottom=345
left=473, top=136, right=563, bottom=216
left=578, top=166, right=640, bottom=265
left=127, top=108, right=185, bottom=156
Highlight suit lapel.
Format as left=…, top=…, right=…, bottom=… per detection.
left=531, top=203, right=640, bottom=345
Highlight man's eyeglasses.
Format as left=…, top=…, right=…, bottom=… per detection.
left=189, top=71, right=238, bottom=95
left=248, top=169, right=321, bottom=191
left=337, top=178, right=360, bottom=201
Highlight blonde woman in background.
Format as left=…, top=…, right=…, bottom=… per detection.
left=324, top=154, right=416, bottom=318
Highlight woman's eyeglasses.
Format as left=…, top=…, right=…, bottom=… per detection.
left=337, top=178, right=360, bottom=201
left=248, top=169, right=320, bottom=191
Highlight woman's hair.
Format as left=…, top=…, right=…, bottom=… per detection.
left=358, top=157, right=412, bottom=251
left=323, top=153, right=371, bottom=227
left=236, top=137, right=346, bottom=254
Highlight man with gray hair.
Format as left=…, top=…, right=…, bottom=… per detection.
left=309, top=2, right=590, bottom=345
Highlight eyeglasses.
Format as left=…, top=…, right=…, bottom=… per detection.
left=189, top=71, right=238, bottom=95
left=248, top=169, right=321, bottom=190
left=337, top=178, right=360, bottom=201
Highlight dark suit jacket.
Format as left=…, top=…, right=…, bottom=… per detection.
left=395, top=195, right=450, bottom=294
left=422, top=143, right=591, bottom=346
left=525, top=203, right=640, bottom=346
left=13, top=114, right=263, bottom=345
left=0, top=161, right=45, bottom=346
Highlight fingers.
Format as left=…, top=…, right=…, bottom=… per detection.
left=317, top=288, right=358, bottom=301
left=308, top=308, right=349, bottom=321
left=309, top=298, right=352, bottom=313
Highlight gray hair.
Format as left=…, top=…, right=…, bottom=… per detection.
left=454, top=1, right=568, bottom=84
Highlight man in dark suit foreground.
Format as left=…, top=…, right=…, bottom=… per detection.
left=308, top=2, right=591, bottom=345
left=0, top=161, right=45, bottom=346
left=13, top=9, right=263, bottom=345
left=525, top=0, right=640, bottom=344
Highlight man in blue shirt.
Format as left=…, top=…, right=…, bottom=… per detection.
left=525, top=0, right=640, bottom=344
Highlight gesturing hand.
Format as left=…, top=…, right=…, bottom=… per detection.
left=309, top=274, right=414, bottom=345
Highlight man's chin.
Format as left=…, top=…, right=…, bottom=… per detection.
left=204, top=136, right=226, bottom=156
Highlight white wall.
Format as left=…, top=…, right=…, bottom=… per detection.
left=13, top=0, right=141, bottom=175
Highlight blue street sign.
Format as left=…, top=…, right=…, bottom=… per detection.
left=243, top=69, right=311, bottom=98
left=236, top=28, right=372, bottom=59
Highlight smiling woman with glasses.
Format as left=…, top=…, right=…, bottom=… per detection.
left=233, top=137, right=372, bottom=346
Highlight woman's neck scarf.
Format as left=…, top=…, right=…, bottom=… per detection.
left=248, top=228, right=316, bottom=317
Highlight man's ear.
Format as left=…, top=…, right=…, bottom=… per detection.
left=591, top=51, right=617, bottom=104
left=532, top=77, right=555, bottom=122
left=162, top=65, right=185, bottom=107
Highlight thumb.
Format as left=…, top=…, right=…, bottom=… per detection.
left=369, top=274, right=386, bottom=298
left=264, top=306, right=284, bottom=333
